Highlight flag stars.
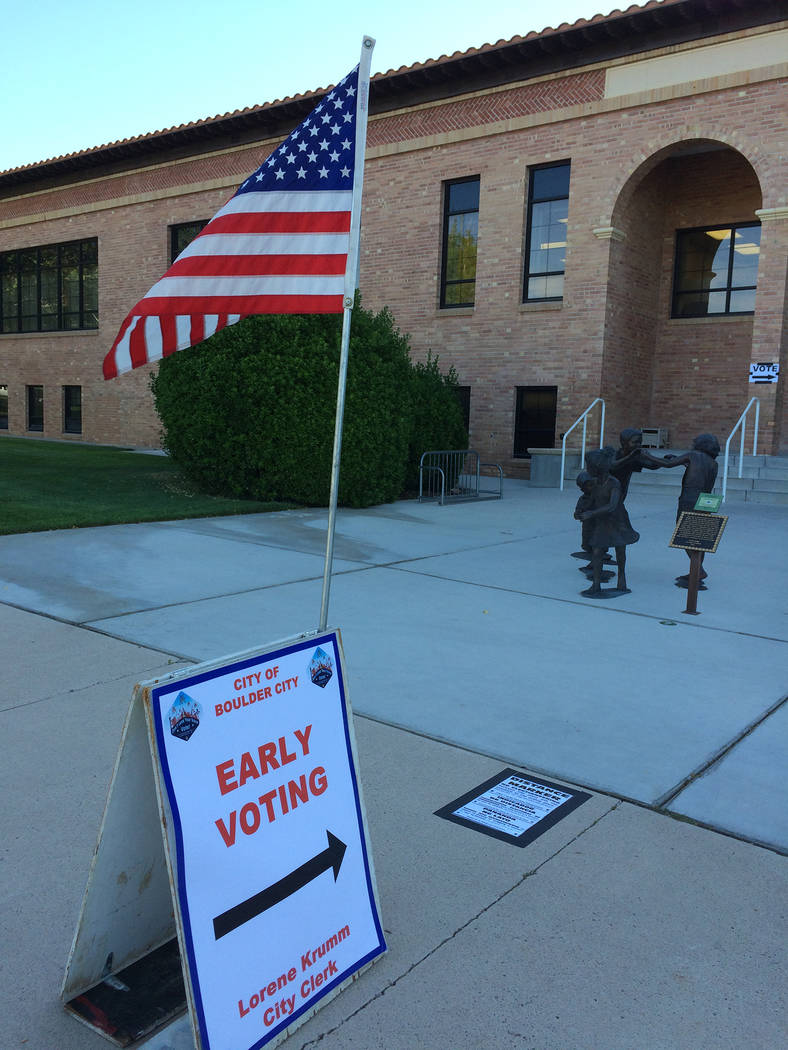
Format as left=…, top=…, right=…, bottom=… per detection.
left=234, top=67, right=358, bottom=194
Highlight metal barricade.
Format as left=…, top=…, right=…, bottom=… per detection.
left=418, top=450, right=503, bottom=504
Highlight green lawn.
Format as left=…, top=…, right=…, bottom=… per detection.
left=0, top=437, right=294, bottom=535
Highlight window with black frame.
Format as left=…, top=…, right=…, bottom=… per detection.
left=27, top=385, right=43, bottom=431
left=0, top=384, right=8, bottom=429
left=523, top=162, right=570, bottom=302
left=440, top=178, right=479, bottom=308
left=170, top=221, right=208, bottom=264
left=672, top=223, right=761, bottom=318
left=63, top=385, right=82, bottom=434
left=0, top=239, right=97, bottom=333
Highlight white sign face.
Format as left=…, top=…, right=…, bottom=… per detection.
left=454, top=774, right=573, bottom=837
left=749, top=362, right=779, bottom=384
left=148, top=632, right=385, bottom=1050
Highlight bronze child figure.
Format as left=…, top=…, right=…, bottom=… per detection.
left=660, top=433, right=721, bottom=587
left=573, top=470, right=594, bottom=558
left=610, top=427, right=670, bottom=502
left=575, top=449, right=639, bottom=598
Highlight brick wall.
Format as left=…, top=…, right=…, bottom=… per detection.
left=1, top=57, right=786, bottom=462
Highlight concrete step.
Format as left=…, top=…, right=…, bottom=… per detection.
left=619, top=454, right=788, bottom=506
left=749, top=478, right=788, bottom=493
left=560, top=453, right=788, bottom=508
left=745, top=488, right=788, bottom=505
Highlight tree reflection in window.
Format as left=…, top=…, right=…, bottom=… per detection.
left=441, top=178, right=479, bottom=308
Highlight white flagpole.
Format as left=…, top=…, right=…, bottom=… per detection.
left=318, top=36, right=375, bottom=632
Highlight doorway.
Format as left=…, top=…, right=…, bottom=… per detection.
left=514, top=385, right=557, bottom=457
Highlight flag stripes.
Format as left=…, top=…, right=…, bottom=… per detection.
left=167, top=254, right=348, bottom=279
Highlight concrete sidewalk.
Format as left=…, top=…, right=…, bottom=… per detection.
left=1, top=482, right=786, bottom=1049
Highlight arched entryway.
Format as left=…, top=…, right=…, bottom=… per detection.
left=600, top=139, right=766, bottom=451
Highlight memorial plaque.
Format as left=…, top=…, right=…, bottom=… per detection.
left=435, top=769, right=590, bottom=847
left=669, top=511, right=728, bottom=553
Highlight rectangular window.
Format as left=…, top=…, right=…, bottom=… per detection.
left=513, top=385, right=557, bottom=458
left=0, top=239, right=98, bottom=333
left=63, top=385, right=82, bottom=434
left=27, top=385, right=43, bottom=432
left=454, top=385, right=471, bottom=434
left=0, top=384, right=8, bottom=429
left=171, top=220, right=208, bottom=264
left=523, top=162, right=570, bottom=302
left=441, top=177, right=479, bottom=308
left=672, top=223, right=761, bottom=318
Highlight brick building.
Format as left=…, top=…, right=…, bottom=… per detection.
left=1, top=0, right=787, bottom=473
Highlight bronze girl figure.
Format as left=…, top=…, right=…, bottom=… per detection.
left=575, top=449, right=639, bottom=597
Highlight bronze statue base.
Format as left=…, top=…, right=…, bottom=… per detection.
left=580, top=587, right=631, bottom=599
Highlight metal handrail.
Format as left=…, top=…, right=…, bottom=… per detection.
left=559, top=399, right=605, bottom=490
left=722, top=397, right=760, bottom=503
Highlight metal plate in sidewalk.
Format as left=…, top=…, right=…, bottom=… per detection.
left=435, top=768, right=591, bottom=847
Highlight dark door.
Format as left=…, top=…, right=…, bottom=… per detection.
left=513, top=385, right=557, bottom=457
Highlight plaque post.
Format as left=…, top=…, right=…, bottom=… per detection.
left=683, top=550, right=703, bottom=615
left=668, top=503, right=728, bottom=617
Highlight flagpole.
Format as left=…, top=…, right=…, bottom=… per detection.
left=318, top=36, right=375, bottom=632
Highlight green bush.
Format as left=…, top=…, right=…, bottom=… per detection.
left=152, top=302, right=465, bottom=507
left=405, top=352, right=468, bottom=491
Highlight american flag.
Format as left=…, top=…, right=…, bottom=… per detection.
left=103, top=64, right=362, bottom=380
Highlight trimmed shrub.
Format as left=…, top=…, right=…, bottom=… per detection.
left=152, top=301, right=463, bottom=507
left=405, top=352, right=468, bottom=491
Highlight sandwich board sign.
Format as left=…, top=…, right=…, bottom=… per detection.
left=62, top=630, right=386, bottom=1049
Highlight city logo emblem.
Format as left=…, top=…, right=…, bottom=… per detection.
left=168, top=691, right=202, bottom=741
left=309, top=647, right=333, bottom=688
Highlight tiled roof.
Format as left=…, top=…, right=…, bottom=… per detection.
left=1, top=0, right=782, bottom=186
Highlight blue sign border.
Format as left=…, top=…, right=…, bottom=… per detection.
left=150, top=631, right=386, bottom=1050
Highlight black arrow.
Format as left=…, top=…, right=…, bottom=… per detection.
left=213, top=830, right=347, bottom=940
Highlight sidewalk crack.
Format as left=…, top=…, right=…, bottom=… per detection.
left=299, top=802, right=619, bottom=1046
left=655, top=691, right=788, bottom=808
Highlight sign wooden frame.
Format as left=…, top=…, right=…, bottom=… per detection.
left=63, top=630, right=385, bottom=1050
